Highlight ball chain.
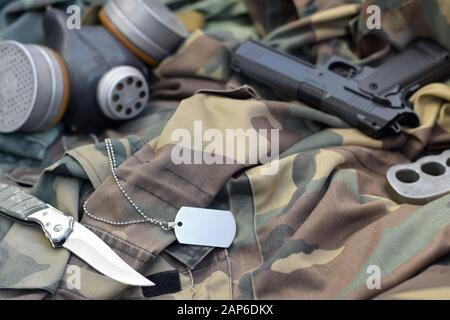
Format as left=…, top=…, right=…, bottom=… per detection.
left=83, top=138, right=174, bottom=231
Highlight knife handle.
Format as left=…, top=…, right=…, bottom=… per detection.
left=0, top=183, right=74, bottom=247
left=0, top=183, right=48, bottom=221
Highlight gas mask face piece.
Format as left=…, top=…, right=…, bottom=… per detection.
left=0, top=41, right=69, bottom=133
left=43, top=9, right=151, bottom=133
left=99, top=0, right=189, bottom=66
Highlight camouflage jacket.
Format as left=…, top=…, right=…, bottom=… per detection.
left=1, top=0, right=450, bottom=300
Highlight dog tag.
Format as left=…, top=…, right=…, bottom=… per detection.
left=173, top=207, right=236, bottom=248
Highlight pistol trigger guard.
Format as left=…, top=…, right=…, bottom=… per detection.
left=400, top=83, right=421, bottom=105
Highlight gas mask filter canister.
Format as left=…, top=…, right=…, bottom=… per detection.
left=0, top=41, right=69, bottom=133
left=97, top=66, right=150, bottom=121
left=99, top=0, right=189, bottom=65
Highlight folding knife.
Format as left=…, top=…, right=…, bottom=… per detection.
left=0, top=183, right=154, bottom=287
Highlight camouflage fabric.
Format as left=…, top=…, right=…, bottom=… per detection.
left=0, top=0, right=450, bottom=300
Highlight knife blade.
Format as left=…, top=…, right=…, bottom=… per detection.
left=0, top=183, right=154, bottom=287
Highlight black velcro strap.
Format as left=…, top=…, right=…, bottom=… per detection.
left=142, top=271, right=181, bottom=298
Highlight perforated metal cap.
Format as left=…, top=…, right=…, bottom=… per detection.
left=100, top=0, right=189, bottom=64
left=97, top=66, right=149, bottom=121
left=0, top=41, right=68, bottom=133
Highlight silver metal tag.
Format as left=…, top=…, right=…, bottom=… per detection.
left=173, top=207, right=236, bottom=248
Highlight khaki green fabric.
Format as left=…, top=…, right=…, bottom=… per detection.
left=0, top=0, right=450, bottom=300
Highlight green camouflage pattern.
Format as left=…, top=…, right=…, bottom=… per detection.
left=0, top=0, right=450, bottom=300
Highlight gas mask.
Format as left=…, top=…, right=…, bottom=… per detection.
left=0, top=0, right=188, bottom=134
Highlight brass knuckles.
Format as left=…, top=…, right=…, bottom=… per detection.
left=26, top=206, right=74, bottom=247
left=387, top=150, right=450, bottom=204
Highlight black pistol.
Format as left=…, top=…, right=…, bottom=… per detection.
left=231, top=39, right=450, bottom=138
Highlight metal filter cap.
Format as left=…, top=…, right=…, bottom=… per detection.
left=100, top=0, right=189, bottom=65
left=0, top=41, right=69, bottom=133
left=97, top=66, right=149, bottom=121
